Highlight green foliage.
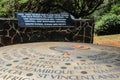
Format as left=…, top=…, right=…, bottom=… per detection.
left=95, top=14, right=120, bottom=35
left=0, top=0, right=11, bottom=17
left=18, top=0, right=28, bottom=3
left=0, top=0, right=28, bottom=17
left=110, top=4, right=120, bottom=15
left=0, top=0, right=104, bottom=18
left=93, top=0, right=120, bottom=35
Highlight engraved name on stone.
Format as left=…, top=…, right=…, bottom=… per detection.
left=0, top=43, right=120, bottom=80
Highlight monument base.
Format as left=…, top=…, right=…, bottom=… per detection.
left=0, top=42, right=119, bottom=80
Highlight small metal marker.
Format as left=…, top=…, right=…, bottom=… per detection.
left=61, top=67, right=67, bottom=69
left=23, top=57, right=29, bottom=60
left=115, top=59, right=120, bottom=61
left=39, top=57, right=45, bottom=59
left=77, top=56, right=82, bottom=59
left=80, top=60, right=86, bottom=62
left=2, top=53, right=7, bottom=54
left=13, top=60, right=19, bottom=62
left=106, top=65, right=112, bottom=67
left=26, top=73, right=33, bottom=76
left=81, top=71, right=87, bottom=74
left=65, top=63, right=71, bottom=65
left=6, top=64, right=12, bottom=66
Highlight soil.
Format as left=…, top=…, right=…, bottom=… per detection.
left=94, top=41, right=120, bottom=48
left=93, top=34, right=120, bottom=48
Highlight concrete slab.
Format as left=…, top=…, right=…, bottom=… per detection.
left=0, top=42, right=119, bottom=80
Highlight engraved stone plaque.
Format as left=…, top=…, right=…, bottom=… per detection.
left=16, top=13, right=74, bottom=27
left=0, top=42, right=120, bottom=80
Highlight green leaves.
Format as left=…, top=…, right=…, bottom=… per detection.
left=18, top=0, right=28, bottom=3
left=95, top=14, right=120, bottom=35
left=93, top=0, right=120, bottom=35
left=0, top=0, right=104, bottom=18
left=0, top=0, right=29, bottom=17
left=0, top=0, right=10, bottom=17
left=110, top=4, right=120, bottom=15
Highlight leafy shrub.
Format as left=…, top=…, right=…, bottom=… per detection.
left=95, top=14, right=120, bottom=35
left=110, top=4, right=120, bottom=15
left=0, top=0, right=28, bottom=17
left=0, top=0, right=10, bottom=17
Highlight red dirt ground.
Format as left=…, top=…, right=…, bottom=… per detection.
left=94, top=41, right=120, bottom=48
left=93, top=34, right=120, bottom=48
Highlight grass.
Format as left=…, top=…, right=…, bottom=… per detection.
left=93, top=34, right=120, bottom=47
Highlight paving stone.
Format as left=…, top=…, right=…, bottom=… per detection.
left=0, top=42, right=119, bottom=80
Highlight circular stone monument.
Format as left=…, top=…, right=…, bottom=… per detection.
left=0, top=42, right=120, bottom=80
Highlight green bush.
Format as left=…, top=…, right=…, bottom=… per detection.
left=0, top=0, right=28, bottom=17
left=110, top=4, right=120, bottom=15
left=95, top=14, right=120, bottom=35
left=0, top=0, right=10, bottom=17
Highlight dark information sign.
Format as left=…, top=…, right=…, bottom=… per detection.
left=16, top=13, right=74, bottom=27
